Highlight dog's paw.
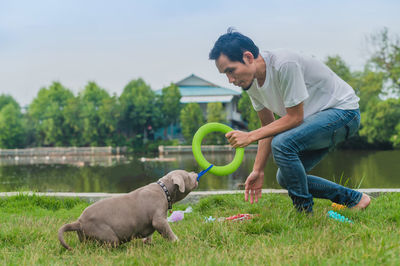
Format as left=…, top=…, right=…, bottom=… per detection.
left=171, top=235, right=179, bottom=242
left=142, top=237, right=153, bottom=245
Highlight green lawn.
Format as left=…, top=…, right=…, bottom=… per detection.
left=1, top=193, right=399, bottom=265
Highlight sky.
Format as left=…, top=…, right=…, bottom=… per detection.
left=1, top=0, right=399, bottom=107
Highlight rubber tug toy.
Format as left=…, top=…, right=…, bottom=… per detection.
left=192, top=122, right=244, bottom=180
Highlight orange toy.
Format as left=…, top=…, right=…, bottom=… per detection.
left=331, top=203, right=346, bottom=210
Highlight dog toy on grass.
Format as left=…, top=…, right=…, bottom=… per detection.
left=332, top=203, right=347, bottom=210
left=167, top=206, right=193, bottom=223
left=204, top=216, right=216, bottom=222
left=327, top=210, right=353, bottom=224
left=225, top=214, right=256, bottom=221
left=204, top=214, right=259, bottom=223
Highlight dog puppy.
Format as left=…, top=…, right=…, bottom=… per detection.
left=58, top=170, right=198, bottom=250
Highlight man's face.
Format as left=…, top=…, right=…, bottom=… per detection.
left=215, top=53, right=256, bottom=90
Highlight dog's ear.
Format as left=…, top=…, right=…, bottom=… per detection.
left=171, top=174, right=185, bottom=193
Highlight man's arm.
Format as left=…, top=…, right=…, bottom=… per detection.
left=226, top=102, right=304, bottom=148
left=252, top=108, right=275, bottom=173
left=244, top=108, right=274, bottom=203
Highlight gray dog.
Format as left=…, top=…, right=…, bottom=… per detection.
left=58, top=170, right=198, bottom=250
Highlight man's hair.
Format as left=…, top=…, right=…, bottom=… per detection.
left=209, top=28, right=259, bottom=63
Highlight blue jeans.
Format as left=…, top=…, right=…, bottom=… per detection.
left=271, top=108, right=362, bottom=212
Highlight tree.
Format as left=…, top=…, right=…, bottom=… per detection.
left=180, top=103, right=204, bottom=144
left=351, top=69, right=384, bottom=112
left=0, top=94, right=19, bottom=111
left=160, top=83, right=181, bottom=138
left=160, top=83, right=181, bottom=126
left=119, top=78, right=161, bottom=146
left=207, top=102, right=226, bottom=123
left=359, top=98, right=400, bottom=146
left=28, top=82, right=75, bottom=146
left=79, top=82, right=113, bottom=146
left=0, top=103, right=26, bottom=148
left=98, top=94, right=121, bottom=146
left=238, top=92, right=260, bottom=130
left=391, top=123, right=400, bottom=149
left=63, top=97, right=83, bottom=146
left=206, top=102, right=227, bottom=144
left=367, top=27, right=400, bottom=97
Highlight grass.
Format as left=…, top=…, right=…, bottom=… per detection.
left=1, top=193, right=400, bottom=265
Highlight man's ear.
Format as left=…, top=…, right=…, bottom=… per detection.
left=171, top=174, right=185, bottom=193
left=243, top=51, right=254, bottom=64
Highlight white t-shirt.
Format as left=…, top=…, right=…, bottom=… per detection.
left=246, top=50, right=359, bottom=118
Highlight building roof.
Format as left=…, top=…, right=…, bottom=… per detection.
left=157, top=74, right=241, bottom=103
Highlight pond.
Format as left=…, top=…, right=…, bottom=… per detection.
left=0, top=149, right=399, bottom=193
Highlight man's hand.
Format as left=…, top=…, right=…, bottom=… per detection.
left=225, top=130, right=253, bottom=148
left=245, top=171, right=264, bottom=204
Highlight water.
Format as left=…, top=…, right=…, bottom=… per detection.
left=0, top=150, right=399, bottom=193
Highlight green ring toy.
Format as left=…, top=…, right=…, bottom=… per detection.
left=192, top=122, right=244, bottom=176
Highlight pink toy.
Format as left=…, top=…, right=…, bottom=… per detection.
left=168, top=211, right=184, bottom=222
left=167, top=206, right=193, bottom=222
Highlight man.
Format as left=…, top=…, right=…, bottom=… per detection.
left=209, top=29, right=370, bottom=213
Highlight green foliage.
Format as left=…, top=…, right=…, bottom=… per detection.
left=27, top=82, right=75, bottom=147
left=160, top=83, right=181, bottom=126
left=158, top=83, right=182, bottom=140
left=0, top=103, right=25, bottom=148
left=391, top=123, right=400, bottom=148
left=0, top=94, right=20, bottom=110
left=97, top=95, right=122, bottom=146
left=352, top=69, right=385, bottom=112
left=359, top=98, right=400, bottom=145
left=78, top=82, right=118, bottom=146
left=119, top=78, right=161, bottom=147
left=205, top=102, right=227, bottom=144
left=238, top=92, right=260, bottom=130
left=180, top=103, right=204, bottom=144
left=206, top=102, right=226, bottom=123
left=63, top=96, right=83, bottom=146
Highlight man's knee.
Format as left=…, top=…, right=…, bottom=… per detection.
left=271, top=134, right=285, bottom=154
left=271, top=131, right=302, bottom=159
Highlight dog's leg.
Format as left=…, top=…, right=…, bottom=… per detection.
left=152, top=217, right=178, bottom=241
left=77, top=230, right=85, bottom=242
left=82, top=223, right=120, bottom=247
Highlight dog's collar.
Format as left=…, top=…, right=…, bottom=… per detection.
left=157, top=180, right=172, bottom=210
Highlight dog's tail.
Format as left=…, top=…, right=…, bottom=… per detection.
left=58, top=221, right=81, bottom=250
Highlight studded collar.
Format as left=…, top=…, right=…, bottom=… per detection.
left=157, top=180, right=172, bottom=210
